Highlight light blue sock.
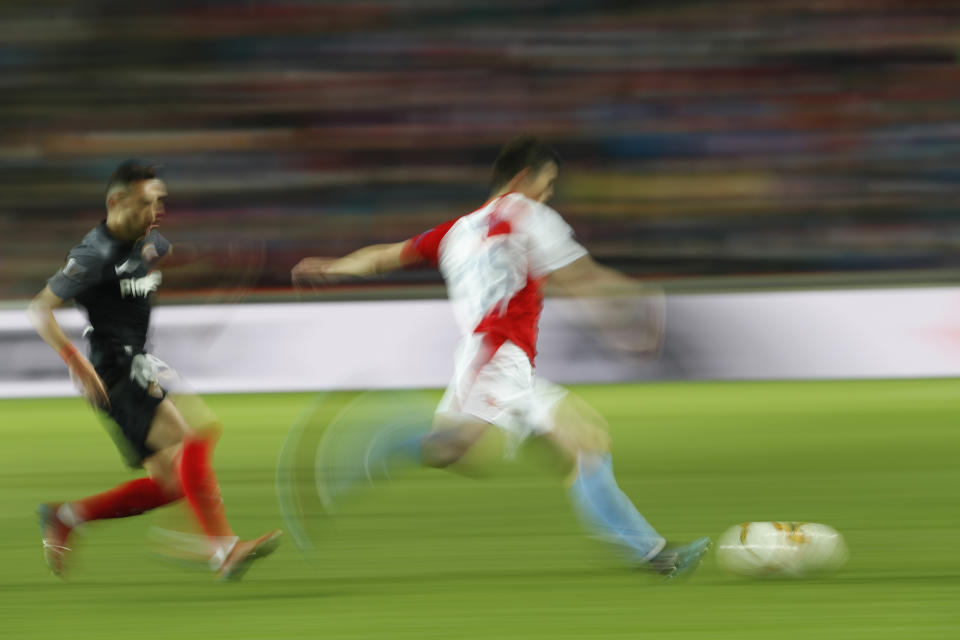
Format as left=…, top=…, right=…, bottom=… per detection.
left=390, top=434, right=425, bottom=466
left=361, top=424, right=426, bottom=481
left=568, top=452, right=666, bottom=562
left=319, top=421, right=429, bottom=514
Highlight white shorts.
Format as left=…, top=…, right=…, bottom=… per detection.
left=436, top=335, right=568, bottom=451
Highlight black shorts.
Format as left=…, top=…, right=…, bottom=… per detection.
left=93, top=350, right=168, bottom=468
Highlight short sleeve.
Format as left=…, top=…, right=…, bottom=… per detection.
left=525, top=204, right=588, bottom=277
left=47, top=248, right=105, bottom=301
left=401, top=217, right=459, bottom=267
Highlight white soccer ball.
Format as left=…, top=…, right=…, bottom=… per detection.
left=716, top=521, right=848, bottom=578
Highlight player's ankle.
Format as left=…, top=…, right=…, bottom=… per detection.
left=208, top=536, right=239, bottom=571
left=56, top=503, right=83, bottom=528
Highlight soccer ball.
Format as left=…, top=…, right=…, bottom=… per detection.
left=716, top=521, right=848, bottom=578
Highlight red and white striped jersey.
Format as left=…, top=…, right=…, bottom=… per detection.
left=403, top=192, right=587, bottom=364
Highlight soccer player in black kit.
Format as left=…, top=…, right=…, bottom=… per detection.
left=29, top=161, right=280, bottom=581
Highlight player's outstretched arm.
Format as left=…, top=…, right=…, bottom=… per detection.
left=292, top=241, right=418, bottom=287
left=28, top=286, right=110, bottom=409
left=548, top=255, right=665, bottom=357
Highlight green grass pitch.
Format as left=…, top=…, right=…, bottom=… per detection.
left=1, top=380, right=958, bottom=639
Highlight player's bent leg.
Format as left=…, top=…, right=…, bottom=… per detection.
left=311, top=391, right=438, bottom=513
left=146, top=402, right=233, bottom=560
left=148, top=398, right=280, bottom=579
left=147, top=400, right=233, bottom=540
left=38, top=479, right=180, bottom=579
left=545, top=393, right=612, bottom=474
left=566, top=452, right=666, bottom=562
left=546, top=395, right=710, bottom=577
left=143, top=400, right=227, bottom=538
left=543, top=395, right=667, bottom=566
left=421, top=419, right=491, bottom=469
left=317, top=412, right=489, bottom=514
left=36, top=422, right=187, bottom=578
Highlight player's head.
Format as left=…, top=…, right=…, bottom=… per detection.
left=105, top=160, right=167, bottom=237
left=490, top=136, right=560, bottom=203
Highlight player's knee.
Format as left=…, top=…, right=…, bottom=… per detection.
left=584, top=425, right=612, bottom=453
left=553, top=398, right=611, bottom=455
left=420, top=431, right=468, bottom=468
left=143, top=447, right=187, bottom=498
left=575, top=429, right=611, bottom=457
left=548, top=422, right=611, bottom=468
left=150, top=468, right=185, bottom=499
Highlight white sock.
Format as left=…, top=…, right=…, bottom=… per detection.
left=208, top=536, right=239, bottom=571
left=57, top=503, right=83, bottom=528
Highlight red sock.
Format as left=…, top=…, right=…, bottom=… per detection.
left=178, top=437, right=235, bottom=539
left=70, top=477, right=180, bottom=523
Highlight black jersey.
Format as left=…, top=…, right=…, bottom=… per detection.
left=47, top=221, right=170, bottom=356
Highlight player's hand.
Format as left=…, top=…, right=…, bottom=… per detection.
left=291, top=257, right=346, bottom=289
left=596, top=289, right=666, bottom=358
left=632, top=288, right=666, bottom=357
left=67, top=355, right=110, bottom=410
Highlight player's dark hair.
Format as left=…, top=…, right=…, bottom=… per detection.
left=106, top=160, right=157, bottom=198
left=490, top=136, right=560, bottom=192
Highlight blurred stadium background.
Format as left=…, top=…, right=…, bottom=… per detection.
left=2, top=2, right=959, bottom=639
left=3, top=0, right=960, bottom=301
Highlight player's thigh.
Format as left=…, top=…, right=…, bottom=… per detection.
left=543, top=392, right=611, bottom=463
left=101, top=371, right=169, bottom=468
left=168, top=392, right=223, bottom=441
left=142, top=443, right=185, bottom=496
left=423, top=414, right=492, bottom=467
left=145, top=398, right=194, bottom=452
